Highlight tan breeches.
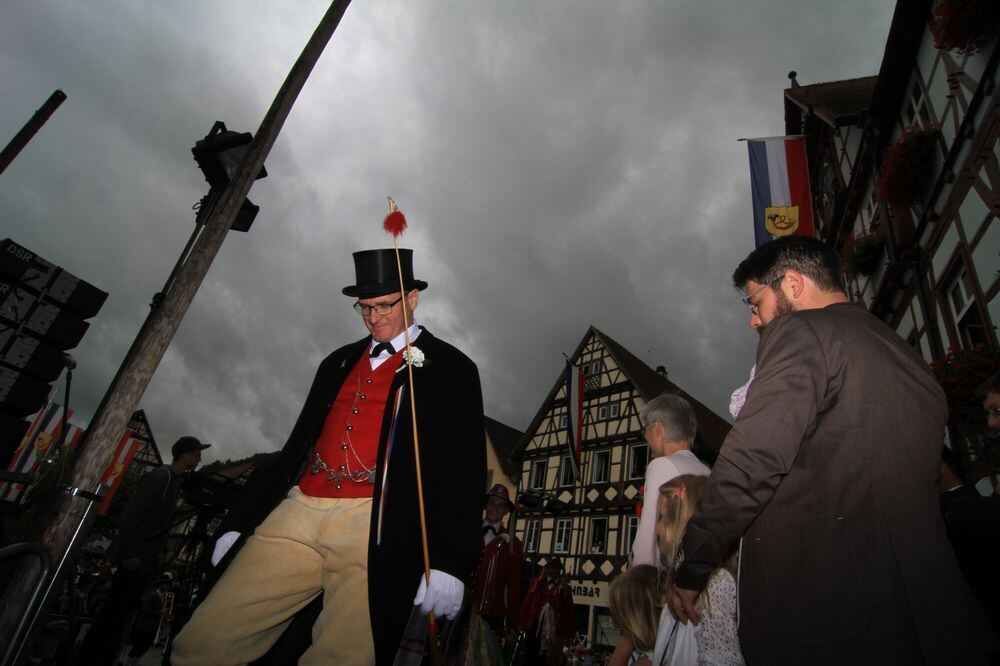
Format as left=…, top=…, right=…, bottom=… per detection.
left=171, top=487, right=374, bottom=665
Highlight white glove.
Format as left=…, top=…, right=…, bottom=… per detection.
left=211, top=531, right=240, bottom=567
left=412, top=569, right=464, bottom=620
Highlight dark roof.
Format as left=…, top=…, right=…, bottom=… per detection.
left=511, top=326, right=731, bottom=463
left=213, top=461, right=257, bottom=480
left=868, top=0, right=934, bottom=138
left=784, top=76, right=878, bottom=129
left=592, top=328, right=731, bottom=458
left=485, top=415, right=523, bottom=479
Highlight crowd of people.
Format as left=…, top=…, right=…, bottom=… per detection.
left=604, top=236, right=999, bottom=666
left=54, top=235, right=999, bottom=665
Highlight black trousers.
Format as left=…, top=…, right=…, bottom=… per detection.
left=77, top=567, right=150, bottom=666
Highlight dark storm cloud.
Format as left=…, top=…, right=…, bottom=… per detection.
left=1, top=0, right=893, bottom=463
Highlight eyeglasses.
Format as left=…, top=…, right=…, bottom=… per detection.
left=353, top=296, right=402, bottom=317
left=987, top=407, right=1000, bottom=419
left=742, top=275, right=784, bottom=315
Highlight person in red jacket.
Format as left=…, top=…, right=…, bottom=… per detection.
left=518, top=557, right=576, bottom=665
left=471, top=484, right=524, bottom=644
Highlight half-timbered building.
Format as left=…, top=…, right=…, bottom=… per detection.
left=783, top=0, right=999, bottom=485
left=509, top=326, right=730, bottom=646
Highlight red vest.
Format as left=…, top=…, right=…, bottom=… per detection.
left=298, top=351, right=402, bottom=498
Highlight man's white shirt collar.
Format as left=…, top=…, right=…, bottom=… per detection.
left=483, top=519, right=502, bottom=545
left=369, top=323, right=421, bottom=370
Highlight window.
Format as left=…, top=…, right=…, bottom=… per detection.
left=583, top=360, right=603, bottom=391
left=627, top=443, right=648, bottom=480
left=945, top=267, right=988, bottom=348
left=554, top=518, right=572, bottom=553
left=592, top=450, right=610, bottom=484
left=558, top=455, right=575, bottom=487
left=589, top=517, right=608, bottom=554
left=624, top=516, right=639, bottom=552
left=905, top=80, right=932, bottom=127
left=598, top=403, right=621, bottom=420
left=525, top=519, right=541, bottom=553
left=558, top=414, right=567, bottom=428
left=529, top=460, right=546, bottom=490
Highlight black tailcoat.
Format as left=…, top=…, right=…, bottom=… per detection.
left=218, top=329, right=486, bottom=664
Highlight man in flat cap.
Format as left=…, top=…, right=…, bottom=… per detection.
left=173, top=249, right=486, bottom=665
left=80, top=436, right=209, bottom=665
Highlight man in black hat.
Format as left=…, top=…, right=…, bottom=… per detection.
left=471, top=484, right=523, bottom=642
left=79, top=436, right=208, bottom=665
left=173, top=248, right=486, bottom=665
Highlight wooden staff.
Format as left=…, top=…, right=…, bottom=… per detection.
left=383, top=197, right=442, bottom=661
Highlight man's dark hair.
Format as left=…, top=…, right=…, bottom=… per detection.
left=974, top=371, right=1000, bottom=400
left=732, top=235, right=845, bottom=293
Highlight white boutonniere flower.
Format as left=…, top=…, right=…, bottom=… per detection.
left=500, top=533, right=511, bottom=543
left=405, top=346, right=425, bottom=367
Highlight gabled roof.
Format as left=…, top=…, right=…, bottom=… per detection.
left=485, top=416, right=523, bottom=478
left=511, top=326, right=731, bottom=463
left=592, top=328, right=731, bottom=454
left=128, top=409, right=162, bottom=465
left=784, top=76, right=878, bottom=131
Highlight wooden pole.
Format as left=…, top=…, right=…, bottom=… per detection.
left=0, top=0, right=353, bottom=647
left=0, top=89, right=67, bottom=176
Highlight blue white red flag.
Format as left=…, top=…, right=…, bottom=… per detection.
left=98, top=429, right=140, bottom=515
left=747, top=136, right=815, bottom=247
left=1, top=402, right=70, bottom=502
left=563, top=360, right=584, bottom=481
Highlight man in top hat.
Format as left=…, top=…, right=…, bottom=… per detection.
left=79, top=436, right=209, bottom=665
left=471, top=484, right=524, bottom=642
left=173, top=248, right=486, bottom=665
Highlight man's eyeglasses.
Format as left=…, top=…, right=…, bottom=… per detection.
left=742, top=275, right=784, bottom=316
left=987, top=407, right=1000, bottom=419
left=353, top=296, right=402, bottom=317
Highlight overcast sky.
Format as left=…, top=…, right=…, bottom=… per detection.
left=2, top=0, right=895, bottom=464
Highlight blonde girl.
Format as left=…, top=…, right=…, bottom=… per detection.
left=609, top=565, right=662, bottom=665
left=655, top=475, right=743, bottom=666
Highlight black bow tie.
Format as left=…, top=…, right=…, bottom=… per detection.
left=482, top=525, right=497, bottom=536
left=371, top=342, right=395, bottom=357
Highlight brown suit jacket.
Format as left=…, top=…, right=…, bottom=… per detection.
left=675, top=303, right=995, bottom=665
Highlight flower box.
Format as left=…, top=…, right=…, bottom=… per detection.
left=877, top=125, right=939, bottom=206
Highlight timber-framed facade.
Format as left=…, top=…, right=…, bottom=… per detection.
left=784, top=0, right=999, bottom=484
left=509, top=326, right=730, bottom=646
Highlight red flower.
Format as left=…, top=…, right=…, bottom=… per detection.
left=930, top=0, right=1000, bottom=55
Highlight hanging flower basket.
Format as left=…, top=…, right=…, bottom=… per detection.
left=877, top=124, right=939, bottom=206
left=844, top=233, right=885, bottom=277
left=930, top=0, right=1000, bottom=56
left=930, top=344, right=1000, bottom=470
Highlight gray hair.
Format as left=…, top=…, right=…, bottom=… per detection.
left=640, top=394, right=697, bottom=444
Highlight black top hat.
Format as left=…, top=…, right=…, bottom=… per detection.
left=171, top=436, right=210, bottom=460
left=342, top=249, right=428, bottom=298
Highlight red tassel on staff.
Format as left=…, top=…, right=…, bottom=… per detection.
left=384, top=197, right=408, bottom=237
